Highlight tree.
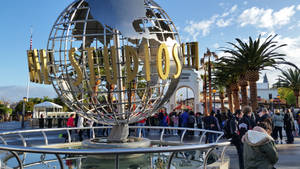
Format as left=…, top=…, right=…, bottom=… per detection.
left=14, top=100, right=34, bottom=116
left=278, top=87, right=296, bottom=106
left=0, top=104, right=12, bottom=121
left=214, top=61, right=239, bottom=112
left=221, top=34, right=295, bottom=111
left=278, top=69, right=300, bottom=107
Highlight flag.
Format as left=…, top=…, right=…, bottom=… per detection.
left=30, top=35, right=32, bottom=50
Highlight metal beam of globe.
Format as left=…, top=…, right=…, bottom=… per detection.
left=26, top=0, right=184, bottom=142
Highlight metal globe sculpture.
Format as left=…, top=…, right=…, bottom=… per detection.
left=47, top=0, right=182, bottom=132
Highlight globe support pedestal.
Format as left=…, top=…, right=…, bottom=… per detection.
left=107, top=124, right=129, bottom=143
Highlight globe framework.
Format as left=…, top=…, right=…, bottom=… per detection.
left=47, top=0, right=182, bottom=126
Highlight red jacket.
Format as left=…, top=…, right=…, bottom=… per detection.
left=67, top=117, right=75, bottom=127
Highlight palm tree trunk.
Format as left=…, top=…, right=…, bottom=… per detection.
left=203, top=74, right=208, bottom=116
left=219, top=92, right=225, bottom=113
left=226, top=87, right=233, bottom=113
left=231, top=83, right=240, bottom=111
left=246, top=70, right=260, bottom=112
left=249, top=81, right=258, bottom=111
left=239, top=80, right=248, bottom=107
left=208, top=59, right=213, bottom=113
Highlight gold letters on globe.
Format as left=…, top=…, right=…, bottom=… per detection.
left=27, top=42, right=192, bottom=86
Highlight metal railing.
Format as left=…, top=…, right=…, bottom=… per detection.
left=0, top=126, right=230, bottom=169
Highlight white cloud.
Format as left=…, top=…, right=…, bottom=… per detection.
left=260, top=31, right=267, bottom=36
left=239, top=6, right=296, bottom=29
left=213, top=43, right=220, bottom=49
left=230, top=5, right=238, bottom=13
left=184, top=4, right=238, bottom=40
left=184, top=15, right=218, bottom=40
left=261, top=34, right=300, bottom=85
left=297, top=4, right=300, bottom=10
left=216, top=18, right=232, bottom=27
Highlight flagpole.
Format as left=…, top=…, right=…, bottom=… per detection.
left=22, top=27, right=32, bottom=128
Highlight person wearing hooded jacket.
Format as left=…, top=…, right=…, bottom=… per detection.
left=243, top=121, right=278, bottom=169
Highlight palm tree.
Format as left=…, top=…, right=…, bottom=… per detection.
left=278, top=68, right=300, bottom=107
left=214, top=61, right=239, bottom=112
left=221, top=34, right=295, bottom=111
left=213, top=67, right=227, bottom=113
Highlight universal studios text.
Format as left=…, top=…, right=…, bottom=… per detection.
left=27, top=42, right=200, bottom=88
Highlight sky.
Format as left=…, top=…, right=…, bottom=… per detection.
left=1, top=0, right=300, bottom=102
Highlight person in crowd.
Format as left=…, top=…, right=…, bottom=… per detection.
left=77, top=115, right=84, bottom=141
left=196, top=112, right=203, bottom=136
left=66, top=114, right=75, bottom=142
left=257, top=108, right=271, bottom=125
left=297, top=110, right=300, bottom=136
left=67, top=114, right=75, bottom=128
left=136, top=117, right=147, bottom=138
left=272, top=109, right=284, bottom=144
left=240, top=106, right=256, bottom=136
left=243, top=121, right=278, bottom=169
left=187, top=111, right=195, bottom=135
left=39, top=114, right=44, bottom=128
left=171, top=112, right=179, bottom=135
left=86, top=118, right=94, bottom=138
left=215, top=110, right=222, bottom=129
left=230, top=109, right=245, bottom=169
left=205, top=111, right=220, bottom=143
left=178, top=112, right=183, bottom=135
left=180, top=109, right=189, bottom=128
left=284, top=109, right=295, bottom=144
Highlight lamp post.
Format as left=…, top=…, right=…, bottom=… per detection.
left=212, top=89, right=217, bottom=111
left=22, top=97, right=27, bottom=129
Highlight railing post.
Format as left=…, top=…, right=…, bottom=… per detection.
left=203, top=148, right=215, bottom=169
left=55, top=154, right=64, bottom=169
left=160, top=128, right=165, bottom=142
left=167, top=152, right=176, bottom=169
left=41, top=131, right=48, bottom=145
left=91, top=127, right=95, bottom=139
left=10, top=151, right=24, bottom=169
left=199, top=131, right=207, bottom=143
left=115, top=154, right=119, bottom=169
left=18, top=133, right=27, bottom=147
left=67, top=129, right=71, bottom=143
left=180, top=129, right=187, bottom=143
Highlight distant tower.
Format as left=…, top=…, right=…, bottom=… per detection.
left=263, top=73, right=268, bottom=83
left=263, top=73, right=269, bottom=89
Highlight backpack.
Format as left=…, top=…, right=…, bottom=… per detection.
left=188, top=115, right=195, bottom=124
left=223, top=119, right=234, bottom=139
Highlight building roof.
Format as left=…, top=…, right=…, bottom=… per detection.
left=34, top=101, right=63, bottom=109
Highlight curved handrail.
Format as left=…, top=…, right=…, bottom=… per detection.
left=0, top=142, right=230, bottom=155
left=0, top=126, right=229, bottom=169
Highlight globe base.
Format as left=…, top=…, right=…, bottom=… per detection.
left=82, top=137, right=151, bottom=159
left=107, top=124, right=129, bottom=143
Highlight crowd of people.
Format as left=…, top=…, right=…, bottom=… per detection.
left=64, top=106, right=300, bottom=169
left=133, top=106, right=300, bottom=169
